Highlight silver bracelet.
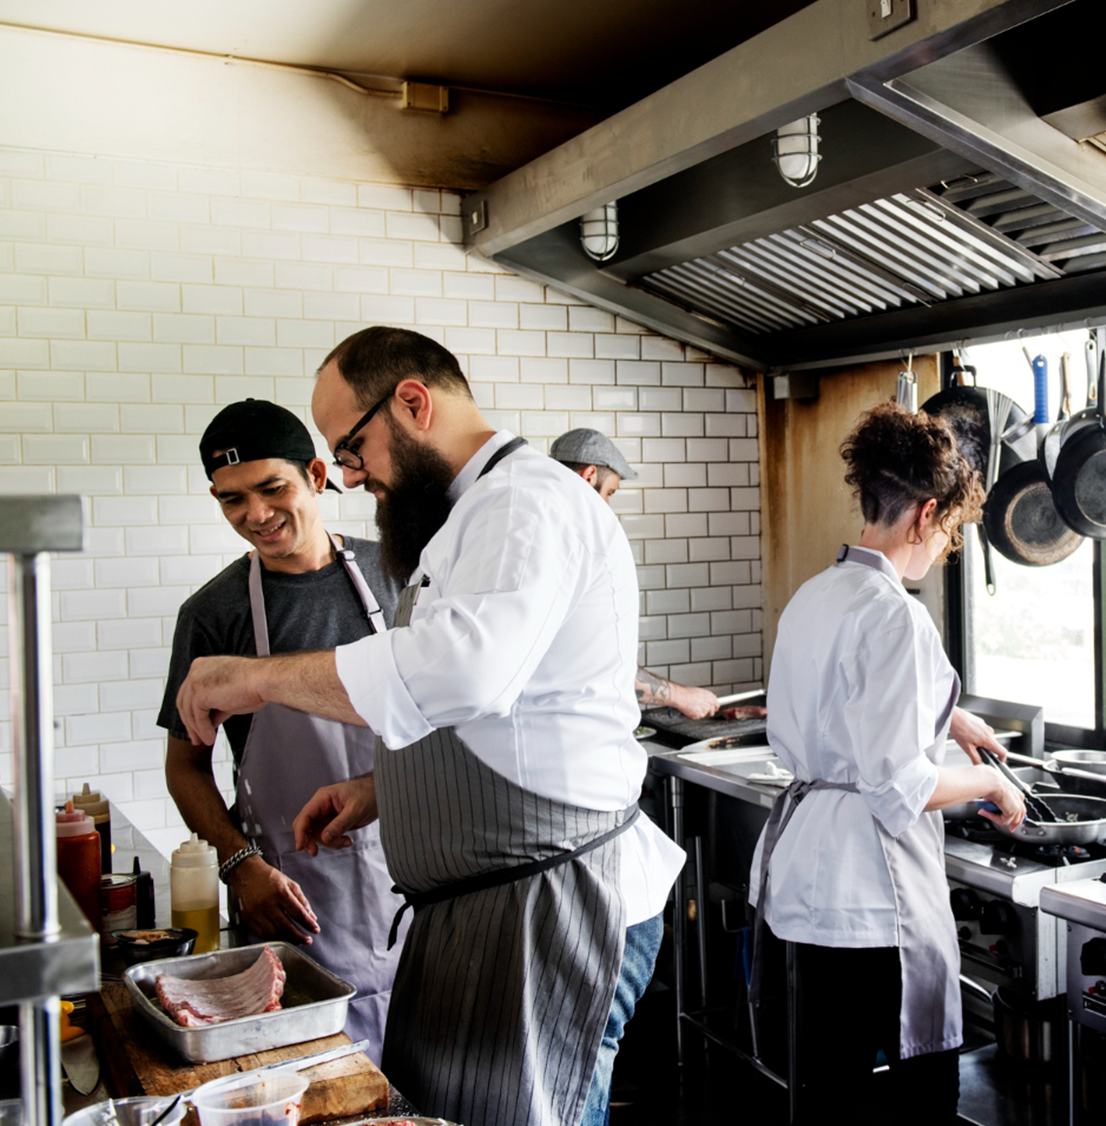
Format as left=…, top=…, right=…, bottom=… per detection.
left=219, top=845, right=262, bottom=884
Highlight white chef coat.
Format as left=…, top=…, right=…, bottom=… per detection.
left=749, top=545, right=962, bottom=1057
left=335, top=430, right=685, bottom=925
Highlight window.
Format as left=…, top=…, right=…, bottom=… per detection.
left=947, top=332, right=1100, bottom=739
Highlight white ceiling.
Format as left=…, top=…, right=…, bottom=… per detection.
left=0, top=0, right=813, bottom=109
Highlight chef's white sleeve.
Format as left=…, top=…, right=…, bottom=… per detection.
left=334, top=489, right=580, bottom=750
left=842, top=619, right=942, bottom=839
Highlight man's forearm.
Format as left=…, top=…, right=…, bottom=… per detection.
left=253, top=650, right=366, bottom=726
left=635, top=666, right=674, bottom=707
left=177, top=649, right=366, bottom=745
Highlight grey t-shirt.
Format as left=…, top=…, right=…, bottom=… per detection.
left=157, top=536, right=401, bottom=764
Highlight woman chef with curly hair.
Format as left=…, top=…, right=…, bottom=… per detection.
left=750, top=402, right=1026, bottom=1123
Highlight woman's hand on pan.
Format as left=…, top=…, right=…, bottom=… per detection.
left=977, top=768, right=1027, bottom=830
left=949, top=706, right=1007, bottom=764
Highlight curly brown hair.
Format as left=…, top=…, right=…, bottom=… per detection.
left=840, top=401, right=984, bottom=556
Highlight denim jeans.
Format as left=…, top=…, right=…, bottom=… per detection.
left=580, top=912, right=664, bottom=1126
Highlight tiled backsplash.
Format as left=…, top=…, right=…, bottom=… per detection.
left=0, top=145, right=762, bottom=858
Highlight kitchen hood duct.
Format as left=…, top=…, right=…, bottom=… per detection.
left=466, top=0, right=1106, bottom=372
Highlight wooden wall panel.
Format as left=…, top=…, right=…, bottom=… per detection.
left=759, top=355, right=941, bottom=665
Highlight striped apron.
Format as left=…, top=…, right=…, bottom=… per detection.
left=375, top=438, right=637, bottom=1126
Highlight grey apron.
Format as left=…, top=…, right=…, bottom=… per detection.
left=375, top=438, right=638, bottom=1126
left=234, top=537, right=407, bottom=1053
left=751, top=544, right=962, bottom=1058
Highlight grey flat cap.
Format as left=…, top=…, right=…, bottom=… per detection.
left=550, top=428, right=638, bottom=480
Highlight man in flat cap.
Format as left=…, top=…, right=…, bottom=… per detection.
left=157, top=398, right=406, bottom=1050
left=551, top=427, right=733, bottom=721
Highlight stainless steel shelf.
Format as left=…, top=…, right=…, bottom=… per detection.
left=0, top=791, right=100, bottom=1005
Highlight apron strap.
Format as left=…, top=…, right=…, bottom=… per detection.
left=328, top=532, right=387, bottom=635
left=394, top=438, right=529, bottom=623
left=247, top=534, right=387, bottom=656
left=386, top=805, right=641, bottom=948
left=248, top=552, right=271, bottom=657
left=748, top=778, right=859, bottom=1003
left=478, top=435, right=527, bottom=479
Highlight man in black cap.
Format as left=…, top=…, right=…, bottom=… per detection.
left=157, top=399, right=406, bottom=1050
left=550, top=427, right=755, bottom=722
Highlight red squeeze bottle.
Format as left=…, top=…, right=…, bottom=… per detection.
left=56, top=800, right=102, bottom=932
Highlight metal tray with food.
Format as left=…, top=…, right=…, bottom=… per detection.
left=123, top=942, right=355, bottom=1063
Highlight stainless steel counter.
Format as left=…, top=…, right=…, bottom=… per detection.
left=646, top=744, right=779, bottom=810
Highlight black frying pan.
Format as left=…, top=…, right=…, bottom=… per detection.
left=1052, top=342, right=1106, bottom=539
left=983, top=355, right=1081, bottom=566
left=922, top=367, right=1035, bottom=593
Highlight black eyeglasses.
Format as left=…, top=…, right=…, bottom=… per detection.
left=331, top=388, right=395, bottom=470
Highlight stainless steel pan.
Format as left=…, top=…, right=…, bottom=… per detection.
left=945, top=793, right=1106, bottom=845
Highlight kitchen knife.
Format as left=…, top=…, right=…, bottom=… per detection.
left=715, top=689, right=765, bottom=707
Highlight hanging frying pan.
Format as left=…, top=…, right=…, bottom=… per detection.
left=983, top=355, right=1082, bottom=566
left=920, top=364, right=1035, bottom=484
left=1052, top=342, right=1106, bottom=539
left=922, top=364, right=1033, bottom=593
left=1055, top=335, right=1101, bottom=452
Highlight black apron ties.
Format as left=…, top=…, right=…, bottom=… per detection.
left=386, top=807, right=640, bottom=948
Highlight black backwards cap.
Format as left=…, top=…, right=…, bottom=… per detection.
left=200, top=399, right=340, bottom=490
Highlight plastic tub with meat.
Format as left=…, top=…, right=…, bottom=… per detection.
left=123, top=942, right=354, bottom=1063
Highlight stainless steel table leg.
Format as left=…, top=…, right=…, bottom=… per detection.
left=693, top=835, right=708, bottom=1007
left=787, top=940, right=798, bottom=1126
left=670, top=774, right=686, bottom=1065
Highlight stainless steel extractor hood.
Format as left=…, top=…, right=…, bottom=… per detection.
left=462, top=0, right=1106, bottom=372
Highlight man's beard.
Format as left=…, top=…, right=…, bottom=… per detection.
left=372, top=421, right=456, bottom=581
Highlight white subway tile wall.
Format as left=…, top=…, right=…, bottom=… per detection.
left=0, top=145, right=762, bottom=857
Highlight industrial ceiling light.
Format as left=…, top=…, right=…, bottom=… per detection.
left=580, top=202, right=619, bottom=261
left=772, top=114, right=822, bottom=188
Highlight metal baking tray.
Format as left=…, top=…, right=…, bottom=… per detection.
left=123, top=942, right=355, bottom=1063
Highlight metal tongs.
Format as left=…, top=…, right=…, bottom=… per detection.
left=978, top=746, right=1058, bottom=824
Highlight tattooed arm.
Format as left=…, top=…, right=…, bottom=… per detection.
left=635, top=666, right=720, bottom=720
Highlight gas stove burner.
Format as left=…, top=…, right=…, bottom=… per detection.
left=1032, top=843, right=1091, bottom=866
left=948, top=819, right=1005, bottom=845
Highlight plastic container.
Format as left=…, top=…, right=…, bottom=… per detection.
left=170, top=833, right=219, bottom=954
left=71, top=782, right=112, bottom=873
left=192, top=1067, right=309, bottom=1126
left=62, top=1095, right=187, bottom=1126
left=56, top=802, right=102, bottom=932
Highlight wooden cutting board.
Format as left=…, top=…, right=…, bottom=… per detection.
left=92, top=984, right=389, bottom=1122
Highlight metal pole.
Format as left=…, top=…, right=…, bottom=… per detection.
left=670, top=775, right=685, bottom=1065
left=9, top=551, right=64, bottom=1126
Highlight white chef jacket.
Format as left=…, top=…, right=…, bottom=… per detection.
left=750, top=546, right=958, bottom=940
left=336, top=430, right=685, bottom=925
left=749, top=545, right=962, bottom=1057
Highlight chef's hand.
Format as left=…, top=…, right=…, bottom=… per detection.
left=949, top=706, right=1007, bottom=764
left=294, top=774, right=378, bottom=857
left=672, top=685, right=720, bottom=720
left=977, top=768, right=1027, bottom=831
left=176, top=655, right=267, bottom=745
left=720, top=705, right=767, bottom=721
left=228, top=855, right=320, bottom=945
